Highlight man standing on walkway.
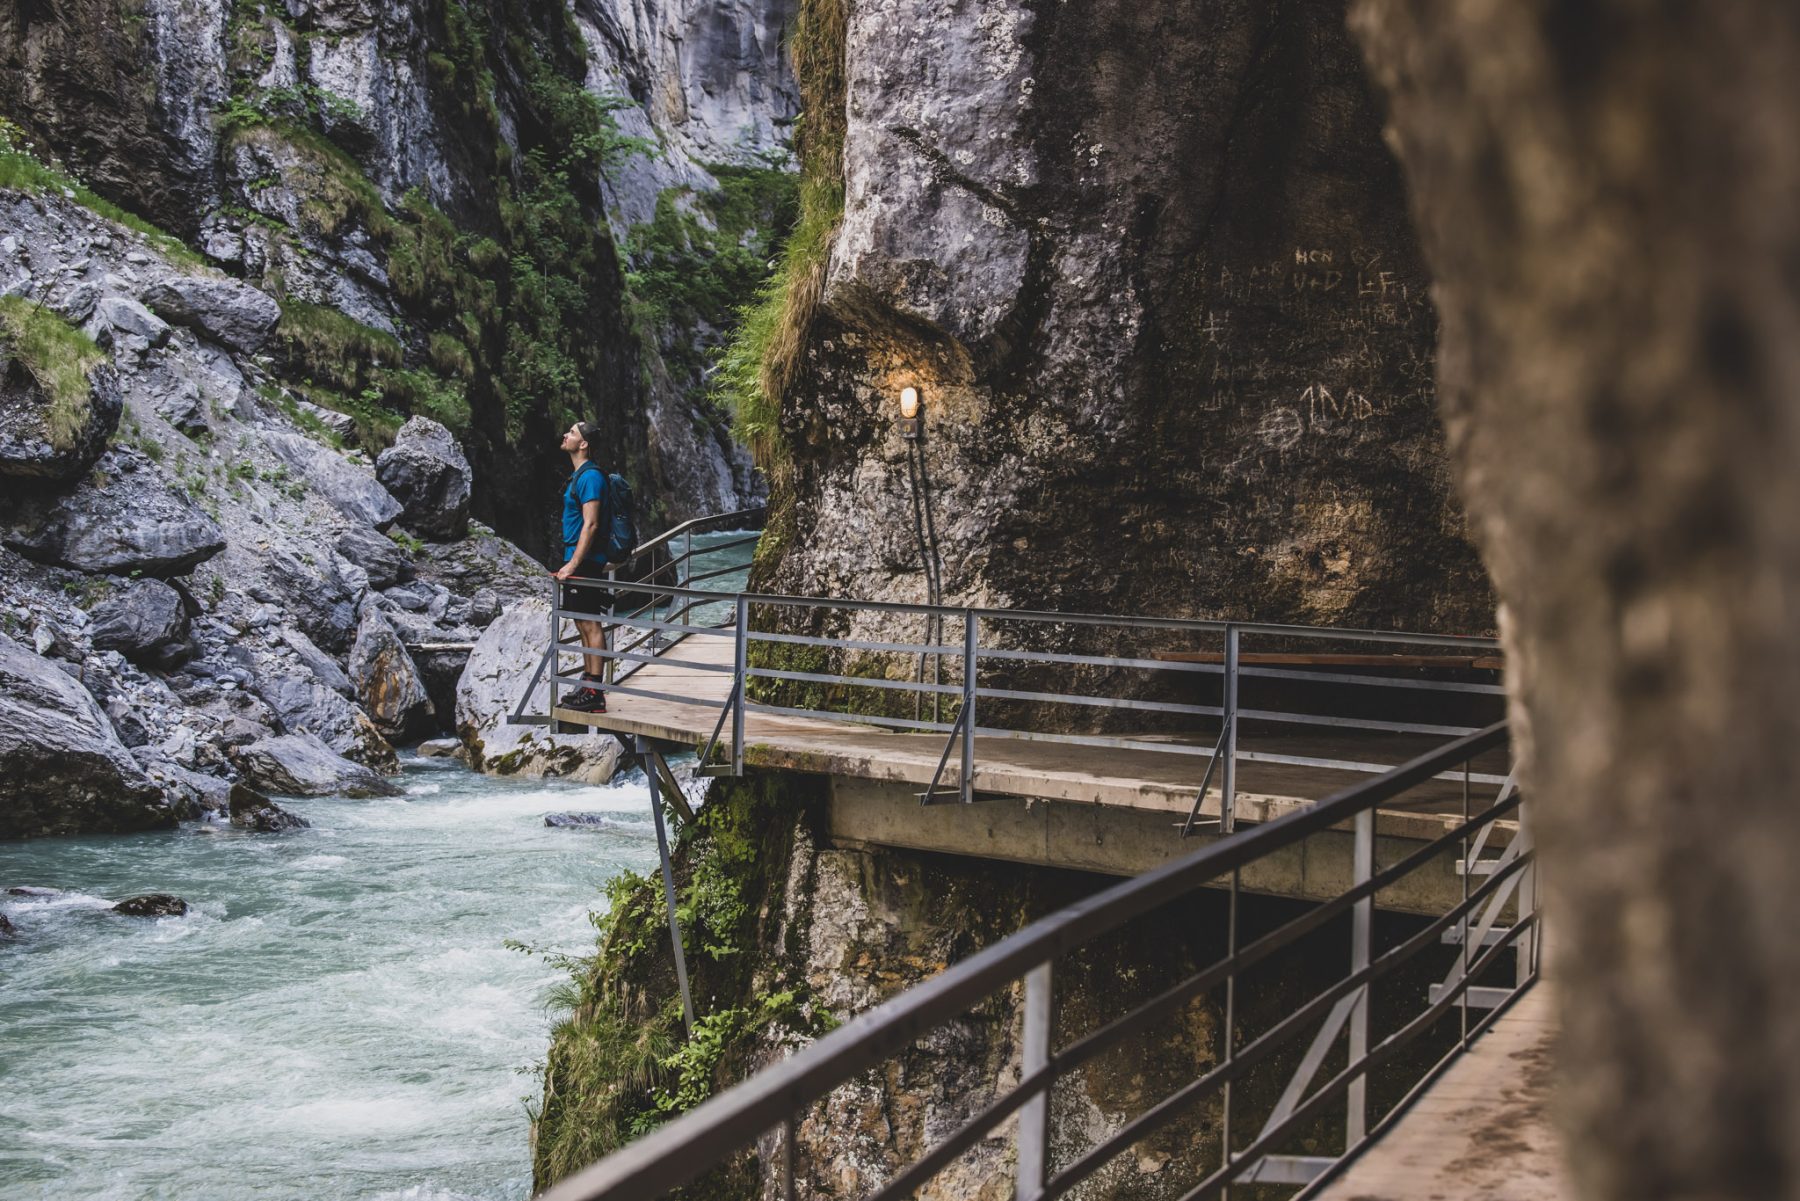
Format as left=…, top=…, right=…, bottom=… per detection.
left=554, top=420, right=617, bottom=714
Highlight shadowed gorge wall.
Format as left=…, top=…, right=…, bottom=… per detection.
left=752, top=0, right=1492, bottom=633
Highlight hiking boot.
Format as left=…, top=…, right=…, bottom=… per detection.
left=562, top=687, right=608, bottom=714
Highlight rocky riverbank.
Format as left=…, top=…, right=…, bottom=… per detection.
left=0, top=181, right=622, bottom=838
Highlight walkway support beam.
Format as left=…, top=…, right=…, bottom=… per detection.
left=640, top=736, right=696, bottom=1036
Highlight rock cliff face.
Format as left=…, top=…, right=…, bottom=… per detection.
left=755, top=0, right=1492, bottom=634
left=1, top=0, right=797, bottom=545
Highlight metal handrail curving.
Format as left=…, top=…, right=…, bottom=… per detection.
left=538, top=722, right=1536, bottom=1201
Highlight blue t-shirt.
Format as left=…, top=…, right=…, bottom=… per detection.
left=562, top=463, right=607, bottom=565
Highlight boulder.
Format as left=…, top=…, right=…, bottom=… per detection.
left=469, top=588, right=501, bottom=628
left=278, top=629, right=353, bottom=697
left=89, top=296, right=170, bottom=349
left=415, top=737, right=461, bottom=759
left=264, top=430, right=402, bottom=529
left=414, top=522, right=548, bottom=612
left=0, top=448, right=225, bottom=576
left=334, top=525, right=413, bottom=589
left=260, top=546, right=362, bottom=653
left=228, top=783, right=308, bottom=831
left=0, top=912, right=14, bottom=937
left=375, top=416, right=470, bottom=541
left=456, top=600, right=621, bottom=785
left=254, top=671, right=396, bottom=770
left=0, top=632, right=176, bottom=838
left=88, top=578, right=193, bottom=668
left=231, top=733, right=400, bottom=798
left=348, top=608, right=434, bottom=742
left=139, top=275, right=281, bottom=354
left=112, top=894, right=187, bottom=917
left=129, top=748, right=232, bottom=820
left=0, top=348, right=123, bottom=483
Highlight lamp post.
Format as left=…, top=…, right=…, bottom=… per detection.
left=899, top=385, right=922, bottom=440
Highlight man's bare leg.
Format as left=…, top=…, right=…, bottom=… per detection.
left=575, top=618, right=608, bottom=682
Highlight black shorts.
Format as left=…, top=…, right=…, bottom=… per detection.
left=560, top=577, right=614, bottom=619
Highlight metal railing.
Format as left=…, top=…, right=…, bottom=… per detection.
left=539, top=722, right=1538, bottom=1201
left=538, top=576, right=1505, bottom=831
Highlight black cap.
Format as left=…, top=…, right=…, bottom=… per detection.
left=574, top=421, right=599, bottom=446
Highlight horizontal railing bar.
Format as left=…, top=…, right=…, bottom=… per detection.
left=555, top=578, right=1498, bottom=653
left=1237, top=748, right=1511, bottom=786
left=549, top=642, right=734, bottom=674
left=742, top=592, right=1498, bottom=648
left=742, top=702, right=957, bottom=735
left=745, top=667, right=964, bottom=695
left=967, top=726, right=1224, bottom=757
left=973, top=685, right=1222, bottom=717
left=976, top=646, right=1225, bottom=673
left=1237, top=664, right=1507, bottom=695
left=558, top=680, right=735, bottom=710
left=626, top=509, right=766, bottom=558
left=683, top=560, right=755, bottom=588
left=1236, top=708, right=1483, bottom=738
left=748, top=629, right=962, bottom=656
left=536, top=724, right=1506, bottom=1201
left=562, top=611, right=737, bottom=637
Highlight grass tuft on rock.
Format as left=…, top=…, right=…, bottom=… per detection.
left=0, top=120, right=203, bottom=269
left=708, top=0, right=846, bottom=472
left=0, top=296, right=105, bottom=451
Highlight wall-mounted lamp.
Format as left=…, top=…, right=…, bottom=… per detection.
left=898, top=385, right=923, bottom=440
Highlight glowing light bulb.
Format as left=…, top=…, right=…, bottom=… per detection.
left=899, top=386, right=920, bottom=419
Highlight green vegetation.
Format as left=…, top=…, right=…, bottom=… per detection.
left=623, top=163, right=799, bottom=400
left=387, top=528, right=425, bottom=555
left=532, top=774, right=830, bottom=1192
left=274, top=300, right=403, bottom=393
left=0, top=297, right=105, bottom=451
left=0, top=119, right=203, bottom=268
left=709, top=0, right=847, bottom=472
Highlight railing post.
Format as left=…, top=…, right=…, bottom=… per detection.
left=1016, top=961, right=1053, bottom=1200
left=733, top=594, right=748, bottom=776
left=1517, top=792, right=1536, bottom=984
left=1221, top=624, right=1240, bottom=833
left=1347, top=807, right=1373, bottom=1148
left=547, top=596, right=561, bottom=717
left=960, top=609, right=978, bottom=804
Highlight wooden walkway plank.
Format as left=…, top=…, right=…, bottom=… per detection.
left=1313, top=985, right=1567, bottom=1201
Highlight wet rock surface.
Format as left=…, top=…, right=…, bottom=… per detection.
left=227, top=783, right=308, bottom=832
left=111, top=894, right=188, bottom=917
left=0, top=632, right=175, bottom=839
left=232, top=733, right=401, bottom=799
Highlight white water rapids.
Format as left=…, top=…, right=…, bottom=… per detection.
left=0, top=755, right=671, bottom=1201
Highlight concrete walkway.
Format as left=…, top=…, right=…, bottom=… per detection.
left=1315, top=984, right=1567, bottom=1201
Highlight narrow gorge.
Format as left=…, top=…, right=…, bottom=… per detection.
left=0, top=1, right=1501, bottom=1199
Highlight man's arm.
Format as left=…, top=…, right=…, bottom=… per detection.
left=553, top=498, right=604, bottom=580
